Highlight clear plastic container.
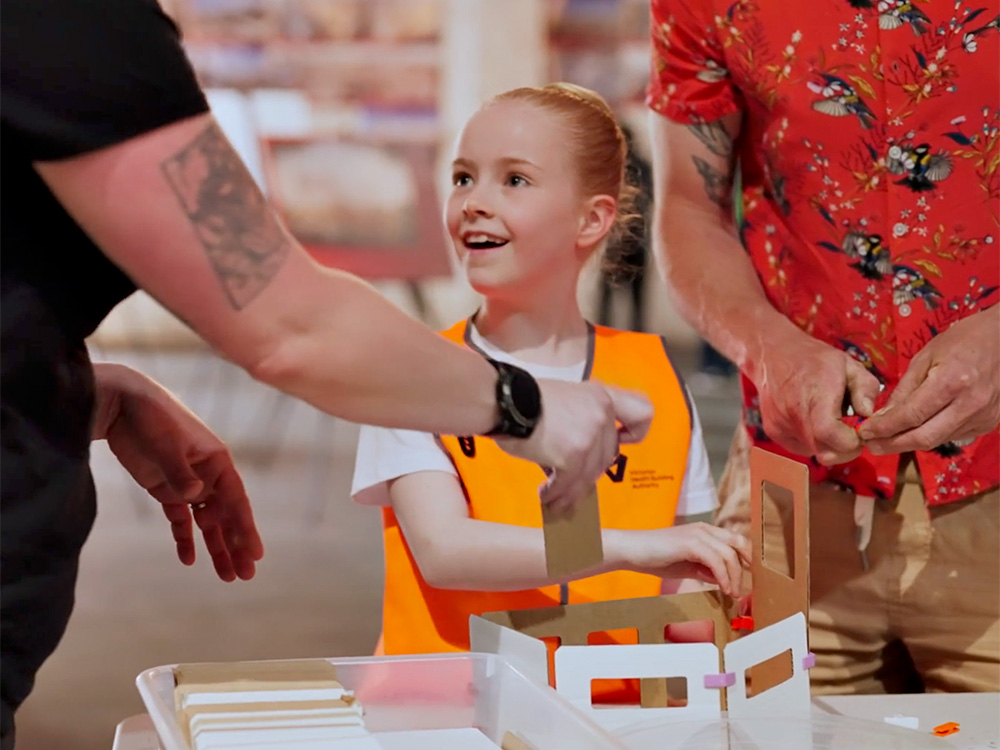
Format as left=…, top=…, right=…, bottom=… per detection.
left=136, top=653, right=627, bottom=750
left=616, top=709, right=944, bottom=750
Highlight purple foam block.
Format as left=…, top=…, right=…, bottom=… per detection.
left=704, top=672, right=736, bottom=689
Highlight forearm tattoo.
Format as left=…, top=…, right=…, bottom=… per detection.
left=688, top=121, right=733, bottom=158
left=161, top=123, right=290, bottom=310
left=692, top=156, right=732, bottom=209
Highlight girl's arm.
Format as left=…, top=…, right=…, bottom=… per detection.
left=389, top=471, right=751, bottom=596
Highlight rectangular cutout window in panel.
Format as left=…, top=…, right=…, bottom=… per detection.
left=761, top=480, right=796, bottom=580
left=587, top=627, right=639, bottom=646
left=591, top=677, right=688, bottom=707
left=745, top=648, right=794, bottom=698
left=665, top=676, right=688, bottom=706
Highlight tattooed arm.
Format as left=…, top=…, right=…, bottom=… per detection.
left=688, top=120, right=735, bottom=210
left=31, top=113, right=501, bottom=435
left=32, top=116, right=490, bottom=436
left=650, top=112, right=873, bottom=463
left=649, top=111, right=789, bottom=365
left=34, top=112, right=651, bottom=501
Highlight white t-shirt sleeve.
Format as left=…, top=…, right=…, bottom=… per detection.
left=350, top=425, right=456, bottom=507
left=675, top=392, right=719, bottom=521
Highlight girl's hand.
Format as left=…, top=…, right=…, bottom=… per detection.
left=608, top=524, right=752, bottom=597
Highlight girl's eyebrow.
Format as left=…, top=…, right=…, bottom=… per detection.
left=497, top=156, right=542, bottom=171
left=451, top=156, right=542, bottom=171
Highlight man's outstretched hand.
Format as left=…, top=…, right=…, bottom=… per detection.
left=496, top=381, right=654, bottom=512
left=91, top=363, right=264, bottom=581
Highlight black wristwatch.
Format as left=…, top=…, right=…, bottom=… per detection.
left=484, top=358, right=542, bottom=438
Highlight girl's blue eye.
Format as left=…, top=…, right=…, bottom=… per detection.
left=453, top=173, right=472, bottom=187
left=507, top=174, right=528, bottom=187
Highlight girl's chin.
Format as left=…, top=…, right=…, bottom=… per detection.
left=466, top=273, right=518, bottom=298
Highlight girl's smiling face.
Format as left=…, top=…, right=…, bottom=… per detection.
left=445, top=100, right=591, bottom=298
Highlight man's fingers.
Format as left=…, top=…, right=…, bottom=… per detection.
left=599, top=421, right=621, bottom=483
left=216, top=468, right=264, bottom=560
left=541, top=421, right=616, bottom=512
left=883, top=351, right=931, bottom=412
left=815, top=447, right=863, bottom=466
left=858, top=353, right=933, bottom=441
left=807, top=369, right=864, bottom=456
left=174, top=528, right=196, bottom=566
left=538, top=472, right=576, bottom=513
left=859, top=369, right=951, bottom=442
left=161, top=503, right=196, bottom=565
left=845, top=362, right=881, bottom=418
left=191, top=501, right=236, bottom=582
left=198, top=520, right=237, bottom=583
left=603, top=387, right=653, bottom=444
left=865, top=403, right=967, bottom=455
left=229, top=547, right=258, bottom=581
left=812, top=420, right=861, bottom=458
left=582, top=414, right=620, bottom=488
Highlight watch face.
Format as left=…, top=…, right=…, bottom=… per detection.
left=510, top=369, right=541, bottom=422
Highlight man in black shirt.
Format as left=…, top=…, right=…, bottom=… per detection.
left=1, top=2, right=655, bottom=745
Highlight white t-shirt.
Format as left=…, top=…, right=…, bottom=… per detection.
left=351, top=325, right=718, bottom=521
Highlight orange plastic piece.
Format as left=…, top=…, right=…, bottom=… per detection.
left=932, top=722, right=960, bottom=737
left=731, top=616, right=754, bottom=631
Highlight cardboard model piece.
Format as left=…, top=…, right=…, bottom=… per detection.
left=542, top=485, right=604, bottom=578
left=474, top=447, right=810, bottom=717
left=171, top=659, right=371, bottom=747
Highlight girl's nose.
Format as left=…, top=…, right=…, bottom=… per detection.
left=462, top=191, right=492, bottom=218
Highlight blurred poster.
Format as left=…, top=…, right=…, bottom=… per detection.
left=261, top=137, right=451, bottom=279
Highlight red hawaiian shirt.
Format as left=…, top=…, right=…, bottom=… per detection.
left=648, top=0, right=999, bottom=505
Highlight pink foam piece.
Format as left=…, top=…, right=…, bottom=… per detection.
left=704, top=672, right=736, bottom=689
left=802, top=652, right=817, bottom=670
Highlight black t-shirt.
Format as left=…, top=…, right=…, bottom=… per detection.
left=0, top=1, right=208, bottom=739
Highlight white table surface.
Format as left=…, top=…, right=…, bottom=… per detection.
left=813, top=692, right=1000, bottom=749
left=113, top=694, right=1000, bottom=750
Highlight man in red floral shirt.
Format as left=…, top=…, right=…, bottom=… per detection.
left=648, top=0, right=998, bottom=693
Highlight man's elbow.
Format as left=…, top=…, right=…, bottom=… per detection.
left=241, top=334, right=308, bottom=391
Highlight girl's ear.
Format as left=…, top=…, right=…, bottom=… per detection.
left=576, top=195, right=617, bottom=252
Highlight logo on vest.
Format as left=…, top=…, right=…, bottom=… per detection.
left=605, top=453, right=627, bottom=483
left=458, top=436, right=476, bottom=458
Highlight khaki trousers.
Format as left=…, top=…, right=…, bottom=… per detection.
left=716, top=423, right=1000, bottom=694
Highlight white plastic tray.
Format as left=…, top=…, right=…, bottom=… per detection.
left=136, top=652, right=627, bottom=750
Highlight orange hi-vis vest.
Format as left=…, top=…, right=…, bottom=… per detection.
left=380, top=319, right=694, bottom=660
